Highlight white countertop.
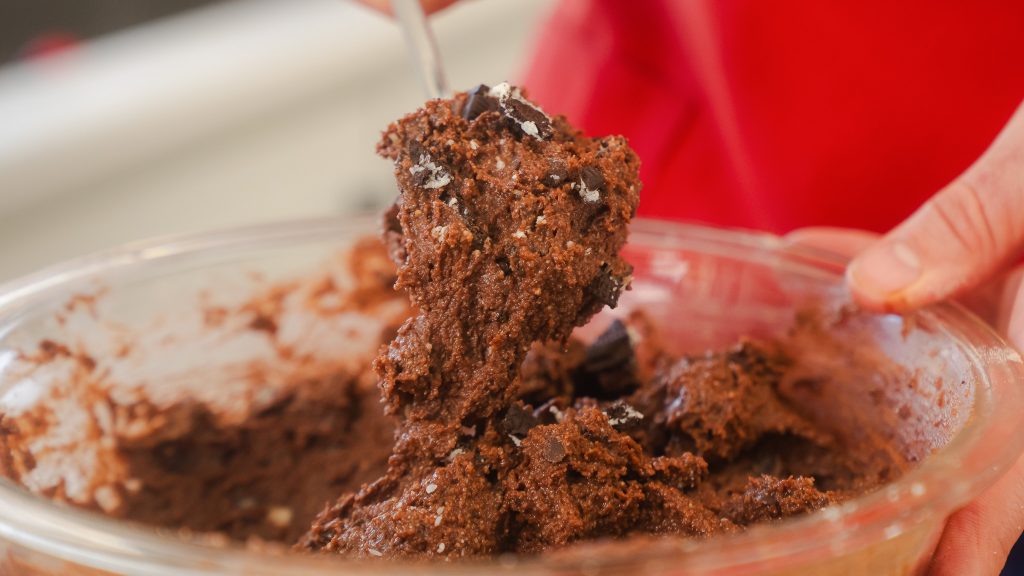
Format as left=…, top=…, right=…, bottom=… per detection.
left=0, top=0, right=550, bottom=281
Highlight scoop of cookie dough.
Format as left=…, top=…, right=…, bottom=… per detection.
left=300, top=83, right=641, bottom=558
left=375, top=82, right=641, bottom=429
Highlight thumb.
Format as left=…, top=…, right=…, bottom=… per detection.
left=848, top=100, right=1024, bottom=311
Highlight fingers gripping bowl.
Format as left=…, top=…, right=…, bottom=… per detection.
left=0, top=217, right=1020, bottom=575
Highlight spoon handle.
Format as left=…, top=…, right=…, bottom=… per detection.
left=391, top=0, right=449, bottom=99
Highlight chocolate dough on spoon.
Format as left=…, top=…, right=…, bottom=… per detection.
left=300, top=83, right=646, bottom=557
left=299, top=85, right=850, bottom=559
left=0, top=84, right=875, bottom=559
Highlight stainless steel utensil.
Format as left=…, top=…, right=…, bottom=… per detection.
left=391, top=0, right=449, bottom=99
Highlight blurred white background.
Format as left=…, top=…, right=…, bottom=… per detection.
left=0, top=0, right=550, bottom=281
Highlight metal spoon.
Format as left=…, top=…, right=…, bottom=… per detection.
left=391, top=0, right=449, bottom=99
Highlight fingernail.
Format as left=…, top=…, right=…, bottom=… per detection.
left=849, top=242, right=922, bottom=296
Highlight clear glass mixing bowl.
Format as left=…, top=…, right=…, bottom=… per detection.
left=0, top=217, right=1021, bottom=576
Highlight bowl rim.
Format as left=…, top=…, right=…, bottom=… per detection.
left=0, top=216, right=1021, bottom=575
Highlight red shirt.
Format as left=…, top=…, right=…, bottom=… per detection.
left=522, top=1, right=1024, bottom=234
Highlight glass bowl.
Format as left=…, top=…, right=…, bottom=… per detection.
left=0, top=217, right=1021, bottom=576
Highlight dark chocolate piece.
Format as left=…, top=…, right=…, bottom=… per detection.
left=503, top=402, right=540, bottom=437
left=541, top=435, right=566, bottom=463
left=488, top=82, right=553, bottom=140
left=584, top=320, right=633, bottom=374
left=502, top=98, right=552, bottom=139
left=603, top=400, right=644, bottom=429
left=584, top=264, right=628, bottom=311
left=573, top=320, right=638, bottom=398
left=463, top=84, right=500, bottom=121
left=580, top=166, right=606, bottom=193
left=407, top=142, right=451, bottom=190
left=532, top=398, right=567, bottom=425
left=543, top=161, right=570, bottom=187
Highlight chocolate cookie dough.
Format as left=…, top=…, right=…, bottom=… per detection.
left=0, top=84, right=911, bottom=562
left=0, top=240, right=410, bottom=545
left=298, top=85, right=868, bottom=559
left=299, top=83, right=642, bottom=558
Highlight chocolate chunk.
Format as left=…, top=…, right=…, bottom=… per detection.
left=463, top=84, right=500, bottom=121
left=574, top=264, right=629, bottom=325
left=574, top=166, right=606, bottom=204
left=588, top=264, right=626, bottom=308
left=501, top=98, right=552, bottom=139
left=502, top=403, right=539, bottom=437
left=541, top=436, right=566, bottom=463
left=543, top=161, right=570, bottom=187
left=407, top=141, right=428, bottom=163
left=580, top=166, right=606, bottom=192
left=603, top=400, right=644, bottom=429
left=405, top=142, right=452, bottom=190
left=532, top=398, right=566, bottom=425
left=486, top=82, right=552, bottom=140
left=406, top=142, right=431, bottom=187
left=573, top=319, right=638, bottom=398
left=584, top=320, right=633, bottom=374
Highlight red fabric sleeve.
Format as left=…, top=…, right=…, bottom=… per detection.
left=522, top=0, right=1024, bottom=234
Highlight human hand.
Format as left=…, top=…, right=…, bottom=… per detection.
left=788, top=99, right=1024, bottom=575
